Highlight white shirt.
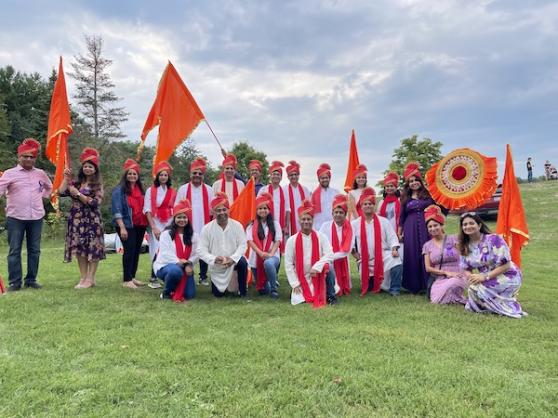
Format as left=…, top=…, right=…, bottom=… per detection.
left=283, top=183, right=311, bottom=235
left=376, top=198, right=399, bottom=234
left=198, top=218, right=248, bottom=292
left=176, top=182, right=214, bottom=234
left=312, top=186, right=340, bottom=231
left=318, top=220, right=351, bottom=261
left=143, top=185, right=174, bottom=259
left=153, top=230, right=199, bottom=275
left=284, top=231, right=334, bottom=305
left=258, top=184, right=286, bottom=226
left=212, top=178, right=245, bottom=205
left=245, top=220, right=282, bottom=268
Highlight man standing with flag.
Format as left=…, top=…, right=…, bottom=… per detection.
left=212, top=154, right=245, bottom=205
left=177, top=157, right=214, bottom=286
left=283, top=160, right=310, bottom=238
left=312, top=163, right=340, bottom=231
left=0, top=139, right=52, bottom=291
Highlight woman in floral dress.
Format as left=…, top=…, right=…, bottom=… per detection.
left=58, top=148, right=105, bottom=289
left=458, top=213, right=527, bottom=318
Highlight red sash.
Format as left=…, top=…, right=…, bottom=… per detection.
left=150, top=186, right=176, bottom=223
left=221, top=175, right=239, bottom=202
left=288, top=184, right=306, bottom=235
left=295, top=231, right=328, bottom=308
left=331, top=220, right=353, bottom=295
left=268, top=185, right=286, bottom=253
left=252, top=219, right=274, bottom=292
left=172, top=233, right=193, bottom=302
left=359, top=215, right=384, bottom=295
left=311, top=186, right=322, bottom=214
left=379, top=195, right=400, bottom=230
left=186, top=183, right=210, bottom=224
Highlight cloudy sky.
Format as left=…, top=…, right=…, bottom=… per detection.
left=1, top=0, right=557, bottom=188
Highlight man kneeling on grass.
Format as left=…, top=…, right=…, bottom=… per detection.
left=198, top=192, right=248, bottom=297
left=284, top=200, right=334, bottom=307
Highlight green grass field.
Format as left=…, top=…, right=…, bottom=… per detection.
left=1, top=182, right=557, bottom=417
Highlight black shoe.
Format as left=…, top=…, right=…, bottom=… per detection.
left=24, top=282, right=42, bottom=289
left=327, top=296, right=338, bottom=305
left=270, top=290, right=279, bottom=299
left=199, top=278, right=209, bottom=286
left=160, top=292, right=171, bottom=300
left=7, top=285, right=21, bottom=292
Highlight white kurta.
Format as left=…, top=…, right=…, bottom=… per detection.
left=312, top=186, right=340, bottom=231
left=258, top=185, right=286, bottom=226
left=245, top=220, right=282, bottom=268
left=376, top=199, right=398, bottom=234
left=283, top=183, right=311, bottom=235
left=153, top=230, right=199, bottom=275
left=212, top=178, right=245, bottom=205
left=198, top=219, right=247, bottom=292
left=319, top=220, right=351, bottom=291
left=143, top=185, right=174, bottom=261
left=351, top=215, right=401, bottom=289
left=176, top=182, right=214, bottom=234
left=348, top=188, right=364, bottom=220
left=284, top=231, right=334, bottom=305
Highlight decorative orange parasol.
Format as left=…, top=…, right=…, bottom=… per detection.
left=425, top=148, right=498, bottom=211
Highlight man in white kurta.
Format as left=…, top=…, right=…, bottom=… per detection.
left=283, top=160, right=311, bottom=237
left=311, top=163, right=340, bottom=231
left=258, top=161, right=288, bottom=243
left=212, top=153, right=244, bottom=205
left=351, top=187, right=402, bottom=296
left=284, top=200, right=334, bottom=306
left=198, top=192, right=248, bottom=297
left=176, top=157, right=214, bottom=285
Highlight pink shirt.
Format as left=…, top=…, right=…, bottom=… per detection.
left=0, top=165, right=52, bottom=220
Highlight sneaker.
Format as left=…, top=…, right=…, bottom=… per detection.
left=160, top=292, right=171, bottom=300
left=327, top=296, right=338, bottom=305
left=389, top=291, right=400, bottom=297
left=24, top=282, right=42, bottom=289
left=7, top=285, right=21, bottom=292
left=270, top=291, right=279, bottom=299
left=148, top=281, right=161, bottom=289
left=199, top=278, right=209, bottom=286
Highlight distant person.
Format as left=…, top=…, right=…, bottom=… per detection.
left=526, top=157, right=533, bottom=183
left=544, top=160, right=551, bottom=180
left=0, top=138, right=52, bottom=291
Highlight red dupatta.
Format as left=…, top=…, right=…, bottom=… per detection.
left=288, top=184, right=306, bottom=235
left=150, top=185, right=176, bottom=223
left=221, top=174, right=239, bottom=202
left=331, top=220, right=353, bottom=295
left=171, top=234, right=193, bottom=302
left=295, top=231, right=328, bottom=308
left=359, top=214, right=384, bottom=295
left=186, top=183, right=211, bottom=224
left=268, top=184, right=286, bottom=253
left=251, top=219, right=274, bottom=292
left=379, top=195, right=400, bottom=230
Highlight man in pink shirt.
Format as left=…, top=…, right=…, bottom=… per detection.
left=0, top=138, right=52, bottom=291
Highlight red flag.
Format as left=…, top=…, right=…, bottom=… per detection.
left=343, top=129, right=360, bottom=192
left=140, top=62, right=205, bottom=175
left=229, top=178, right=256, bottom=228
left=496, top=144, right=529, bottom=267
left=45, top=57, right=73, bottom=209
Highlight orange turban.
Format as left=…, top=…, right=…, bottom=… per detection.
left=332, top=194, right=348, bottom=213
left=17, top=138, right=41, bottom=157
left=383, top=171, right=399, bottom=187
left=404, top=162, right=421, bottom=180
left=256, top=192, right=273, bottom=209
left=211, top=192, right=230, bottom=210
left=173, top=199, right=192, bottom=217
left=222, top=154, right=238, bottom=168
left=286, top=160, right=300, bottom=175
left=316, top=163, right=331, bottom=179
left=123, top=158, right=140, bottom=173
left=268, top=160, right=284, bottom=174
left=297, top=199, right=314, bottom=218
left=248, top=160, right=263, bottom=171
left=190, top=157, right=207, bottom=174
left=80, top=147, right=99, bottom=166
left=358, top=187, right=376, bottom=206
left=154, top=160, right=173, bottom=177
left=353, top=164, right=367, bottom=177
left=424, top=204, right=445, bottom=225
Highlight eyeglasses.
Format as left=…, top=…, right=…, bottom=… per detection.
left=460, top=212, right=477, bottom=218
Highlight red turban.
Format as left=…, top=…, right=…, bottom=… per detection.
left=123, top=158, right=140, bottom=173
left=353, top=164, right=367, bottom=177
left=154, top=160, right=173, bottom=177
left=383, top=171, right=399, bottom=187
left=190, top=157, right=207, bottom=174
left=332, top=194, right=348, bottom=213
left=173, top=199, right=192, bottom=217
left=17, top=138, right=41, bottom=157
left=268, top=160, right=284, bottom=174
left=316, top=163, right=331, bottom=179
left=297, top=199, right=314, bottom=218
left=248, top=160, right=263, bottom=171
left=79, top=147, right=99, bottom=166
left=358, top=187, right=376, bottom=206
left=256, top=192, right=273, bottom=209
left=404, top=162, right=422, bottom=180
left=286, top=160, right=300, bottom=175
left=211, top=192, right=230, bottom=210
left=424, top=204, right=445, bottom=225
left=222, top=154, right=238, bottom=168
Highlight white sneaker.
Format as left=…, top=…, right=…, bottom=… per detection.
left=148, top=281, right=161, bottom=289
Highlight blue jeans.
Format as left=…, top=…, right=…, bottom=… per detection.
left=528, top=170, right=533, bottom=182
left=325, top=268, right=337, bottom=300
left=156, top=264, right=196, bottom=300
left=251, top=256, right=280, bottom=294
left=6, top=217, right=43, bottom=287
left=366, top=264, right=403, bottom=294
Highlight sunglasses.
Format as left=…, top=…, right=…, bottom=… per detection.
left=460, top=212, right=477, bottom=219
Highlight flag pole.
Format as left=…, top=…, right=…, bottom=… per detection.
left=204, top=120, right=227, bottom=155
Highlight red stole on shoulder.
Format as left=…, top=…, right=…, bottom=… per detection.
left=359, top=215, right=384, bottom=295
left=172, top=233, right=193, bottom=302
left=186, top=183, right=210, bottom=224
left=311, top=186, right=323, bottom=214
left=268, top=184, right=286, bottom=253
left=221, top=174, right=239, bottom=202
left=379, top=195, right=400, bottom=230
left=331, top=220, right=353, bottom=295
left=295, top=231, right=328, bottom=308
left=288, top=184, right=306, bottom=234
left=150, top=186, right=176, bottom=223
left=252, top=219, right=274, bottom=292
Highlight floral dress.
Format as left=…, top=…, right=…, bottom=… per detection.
left=460, top=234, right=526, bottom=318
left=62, top=183, right=106, bottom=262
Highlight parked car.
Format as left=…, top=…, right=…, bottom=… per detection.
left=104, top=232, right=149, bottom=253
left=450, top=184, right=502, bottom=219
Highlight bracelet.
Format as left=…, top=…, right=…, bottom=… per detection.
left=483, top=273, right=490, bottom=281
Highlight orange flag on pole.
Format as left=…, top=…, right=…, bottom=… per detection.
left=45, top=56, right=73, bottom=209
left=343, top=129, right=360, bottom=192
left=229, top=177, right=256, bottom=228
left=495, top=144, right=529, bottom=267
left=140, top=61, right=205, bottom=175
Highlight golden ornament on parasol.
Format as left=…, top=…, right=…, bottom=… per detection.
left=425, top=148, right=498, bottom=211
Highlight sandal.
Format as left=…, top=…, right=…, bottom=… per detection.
left=123, top=281, right=138, bottom=289
left=132, top=279, right=146, bottom=286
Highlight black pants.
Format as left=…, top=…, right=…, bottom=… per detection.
left=211, top=257, right=248, bottom=297
left=117, top=226, right=146, bottom=282
left=199, top=259, right=208, bottom=280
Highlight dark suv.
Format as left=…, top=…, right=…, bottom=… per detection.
left=451, top=184, right=502, bottom=219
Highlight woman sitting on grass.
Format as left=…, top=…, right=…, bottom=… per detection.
left=458, top=213, right=527, bottom=318
left=422, top=205, right=467, bottom=304
left=153, top=199, right=199, bottom=302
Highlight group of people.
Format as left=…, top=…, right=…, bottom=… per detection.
left=0, top=137, right=527, bottom=318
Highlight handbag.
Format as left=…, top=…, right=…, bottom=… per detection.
left=426, top=235, right=447, bottom=299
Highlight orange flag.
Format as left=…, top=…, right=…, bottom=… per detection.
left=45, top=56, right=73, bottom=209
left=343, top=129, right=360, bottom=192
left=495, top=144, right=529, bottom=267
left=230, top=177, right=256, bottom=228
left=140, top=62, right=205, bottom=175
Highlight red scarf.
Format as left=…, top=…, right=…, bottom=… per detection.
left=268, top=184, right=286, bottom=253
left=331, top=220, right=353, bottom=295
left=172, top=233, right=193, bottom=302
left=252, top=219, right=274, bottom=292
left=128, top=184, right=147, bottom=227
left=288, top=184, right=306, bottom=234
left=359, top=215, right=384, bottom=295
left=311, top=186, right=323, bottom=214
left=150, top=186, right=176, bottom=223
left=186, top=183, right=210, bottom=224
left=294, top=231, right=328, bottom=308
left=379, top=195, right=400, bottom=230
left=220, top=174, right=239, bottom=202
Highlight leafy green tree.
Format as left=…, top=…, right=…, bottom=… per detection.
left=228, top=141, right=269, bottom=183
left=388, top=134, right=443, bottom=178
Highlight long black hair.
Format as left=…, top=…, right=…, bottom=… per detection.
left=154, top=171, right=172, bottom=188
left=400, top=176, right=431, bottom=206
left=76, top=161, right=102, bottom=193
left=167, top=218, right=193, bottom=246
left=257, top=213, right=276, bottom=241
left=119, top=170, right=145, bottom=196
left=458, top=213, right=492, bottom=257
left=352, top=177, right=367, bottom=190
